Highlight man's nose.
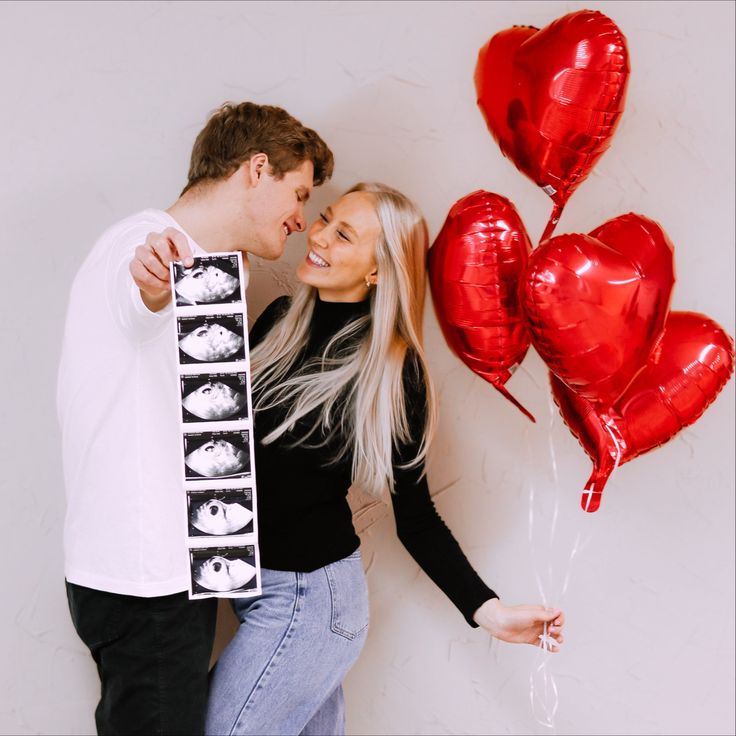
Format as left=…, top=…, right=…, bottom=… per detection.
left=292, top=211, right=306, bottom=233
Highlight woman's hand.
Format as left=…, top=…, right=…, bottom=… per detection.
left=473, top=598, right=564, bottom=651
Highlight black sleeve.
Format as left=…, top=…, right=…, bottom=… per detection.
left=390, top=354, right=498, bottom=628
left=249, top=295, right=292, bottom=349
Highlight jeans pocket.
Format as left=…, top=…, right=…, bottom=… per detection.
left=324, top=552, right=369, bottom=640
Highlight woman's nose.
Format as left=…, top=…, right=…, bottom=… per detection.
left=311, top=230, right=328, bottom=249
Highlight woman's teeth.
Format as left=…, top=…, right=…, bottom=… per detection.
left=307, top=250, right=330, bottom=268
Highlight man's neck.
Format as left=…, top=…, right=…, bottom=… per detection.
left=166, top=188, right=243, bottom=254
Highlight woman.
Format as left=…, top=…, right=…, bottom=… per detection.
left=205, top=183, right=564, bottom=736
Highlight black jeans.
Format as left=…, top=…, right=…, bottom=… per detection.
left=66, top=580, right=217, bottom=736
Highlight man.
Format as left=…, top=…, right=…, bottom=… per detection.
left=57, top=101, right=334, bottom=735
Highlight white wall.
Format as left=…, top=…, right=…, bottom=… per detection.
left=1, top=1, right=733, bottom=734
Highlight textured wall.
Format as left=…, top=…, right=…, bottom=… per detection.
left=0, top=1, right=733, bottom=734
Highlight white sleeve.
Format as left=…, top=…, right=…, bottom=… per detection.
left=105, top=222, right=174, bottom=341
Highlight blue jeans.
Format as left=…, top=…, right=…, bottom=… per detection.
left=205, top=550, right=369, bottom=736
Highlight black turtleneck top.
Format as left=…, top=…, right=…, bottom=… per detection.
left=249, top=295, right=497, bottom=627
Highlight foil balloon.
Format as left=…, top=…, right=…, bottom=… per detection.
left=428, top=190, right=535, bottom=421
left=552, top=311, right=735, bottom=512
left=475, top=10, right=630, bottom=241
left=523, top=213, right=675, bottom=410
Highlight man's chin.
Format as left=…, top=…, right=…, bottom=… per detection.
left=263, top=242, right=285, bottom=261
left=241, top=238, right=283, bottom=261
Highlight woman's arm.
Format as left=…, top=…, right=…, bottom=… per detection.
left=390, top=470, right=498, bottom=628
left=391, top=355, right=564, bottom=649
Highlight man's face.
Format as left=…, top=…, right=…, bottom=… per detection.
left=245, top=159, right=314, bottom=260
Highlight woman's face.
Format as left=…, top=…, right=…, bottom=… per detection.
left=296, top=191, right=381, bottom=302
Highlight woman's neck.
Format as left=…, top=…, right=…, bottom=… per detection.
left=316, top=288, right=371, bottom=304
left=309, top=292, right=371, bottom=343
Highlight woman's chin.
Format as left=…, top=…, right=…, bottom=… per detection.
left=295, top=264, right=321, bottom=287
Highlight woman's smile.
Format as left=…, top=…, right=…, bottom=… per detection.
left=306, top=249, right=330, bottom=268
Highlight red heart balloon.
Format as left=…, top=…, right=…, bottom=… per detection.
left=428, top=191, right=535, bottom=421
left=552, top=311, right=735, bottom=512
left=523, top=213, right=676, bottom=409
left=475, top=10, right=630, bottom=241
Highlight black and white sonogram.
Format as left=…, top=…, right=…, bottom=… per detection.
left=173, top=255, right=242, bottom=307
left=183, top=430, right=251, bottom=479
left=187, top=488, right=254, bottom=537
left=190, top=545, right=257, bottom=594
left=180, top=373, right=248, bottom=423
left=177, top=314, right=246, bottom=364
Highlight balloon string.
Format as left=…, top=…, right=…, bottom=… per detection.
left=530, top=626, right=560, bottom=730
left=527, top=458, right=560, bottom=731
left=527, top=389, right=595, bottom=732
left=529, top=400, right=619, bottom=730
left=526, top=396, right=559, bottom=730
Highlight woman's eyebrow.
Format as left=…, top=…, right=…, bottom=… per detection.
left=325, top=207, right=357, bottom=239
left=339, top=221, right=358, bottom=239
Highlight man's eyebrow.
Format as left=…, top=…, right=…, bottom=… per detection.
left=298, top=187, right=310, bottom=202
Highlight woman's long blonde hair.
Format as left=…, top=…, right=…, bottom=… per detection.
left=249, top=182, right=438, bottom=497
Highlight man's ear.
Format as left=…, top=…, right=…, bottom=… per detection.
left=245, top=153, right=269, bottom=187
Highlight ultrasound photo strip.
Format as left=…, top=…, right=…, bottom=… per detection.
left=171, top=252, right=262, bottom=601
left=183, top=428, right=252, bottom=481
left=189, top=544, right=260, bottom=598
left=173, top=254, right=245, bottom=307
left=187, top=488, right=255, bottom=538
left=177, top=313, right=247, bottom=365
left=180, top=372, right=249, bottom=423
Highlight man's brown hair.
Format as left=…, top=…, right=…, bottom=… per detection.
left=182, top=101, right=334, bottom=195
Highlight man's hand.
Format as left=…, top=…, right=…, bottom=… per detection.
left=129, top=228, right=194, bottom=312
left=473, top=598, right=565, bottom=651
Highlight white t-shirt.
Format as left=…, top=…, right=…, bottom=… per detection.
left=57, top=209, right=249, bottom=596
